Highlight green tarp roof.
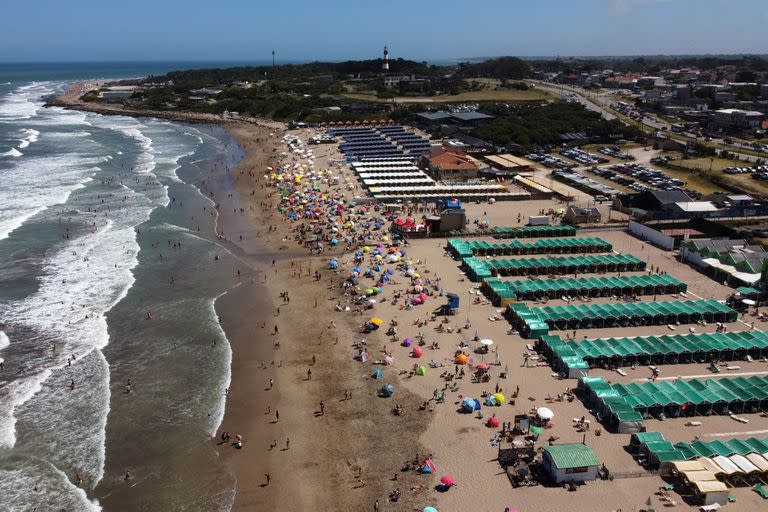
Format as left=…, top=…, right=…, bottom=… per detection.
left=447, top=237, right=612, bottom=259
left=494, top=225, right=576, bottom=239
left=638, top=432, right=768, bottom=463
left=508, top=299, right=736, bottom=337
left=581, top=375, right=768, bottom=429
left=462, top=253, right=645, bottom=281
left=484, top=273, right=686, bottom=300
left=541, top=331, right=768, bottom=372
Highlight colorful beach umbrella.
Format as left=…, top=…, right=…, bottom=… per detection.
left=439, top=475, right=455, bottom=487
left=369, top=318, right=383, bottom=326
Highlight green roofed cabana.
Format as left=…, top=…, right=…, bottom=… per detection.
left=736, top=286, right=760, bottom=298
left=461, top=253, right=645, bottom=282
left=634, top=431, right=768, bottom=481
left=581, top=375, right=768, bottom=431
left=538, top=330, right=768, bottom=376
left=446, top=237, right=612, bottom=259
left=481, top=273, right=686, bottom=305
left=542, top=444, right=601, bottom=483
left=494, top=225, right=577, bottom=239
left=507, top=299, right=736, bottom=338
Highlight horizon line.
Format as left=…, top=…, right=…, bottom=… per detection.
left=1, top=52, right=767, bottom=66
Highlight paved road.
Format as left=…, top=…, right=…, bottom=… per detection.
left=532, top=81, right=765, bottom=164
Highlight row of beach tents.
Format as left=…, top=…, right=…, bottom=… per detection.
left=482, top=273, right=686, bottom=305
left=462, top=253, right=646, bottom=282
left=446, top=237, right=612, bottom=259
left=633, top=431, right=768, bottom=487
left=493, top=225, right=577, bottom=239
left=579, top=375, right=768, bottom=433
left=540, top=330, right=768, bottom=378
left=505, top=299, right=737, bottom=339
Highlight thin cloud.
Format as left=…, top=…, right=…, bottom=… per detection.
left=608, top=0, right=673, bottom=15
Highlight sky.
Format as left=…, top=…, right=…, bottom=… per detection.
left=0, top=0, right=766, bottom=63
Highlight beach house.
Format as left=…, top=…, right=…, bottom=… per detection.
left=542, top=444, right=600, bottom=484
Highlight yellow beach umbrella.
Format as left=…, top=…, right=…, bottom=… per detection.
left=370, top=318, right=383, bottom=326
left=493, top=393, right=506, bottom=405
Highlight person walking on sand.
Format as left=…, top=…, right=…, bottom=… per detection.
left=265, top=473, right=270, bottom=485
left=319, top=400, right=325, bottom=415
left=274, top=325, right=279, bottom=334
left=307, top=368, right=312, bottom=380
left=285, top=437, right=290, bottom=450
left=275, top=410, right=279, bottom=422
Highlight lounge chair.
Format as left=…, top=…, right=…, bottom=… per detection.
left=756, top=483, right=768, bottom=499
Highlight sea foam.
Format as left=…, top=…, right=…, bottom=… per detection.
left=2, top=148, right=22, bottom=157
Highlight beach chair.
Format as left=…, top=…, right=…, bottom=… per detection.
left=756, top=483, right=768, bottom=499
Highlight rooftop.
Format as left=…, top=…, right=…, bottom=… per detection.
left=672, top=201, right=719, bottom=213
left=429, top=150, right=478, bottom=171
left=543, top=443, right=600, bottom=469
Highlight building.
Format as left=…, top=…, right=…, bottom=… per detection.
left=445, top=133, right=492, bottom=152
left=415, top=111, right=495, bottom=129
left=483, top=154, right=535, bottom=173
left=636, top=76, right=664, bottom=89
left=712, top=108, right=766, bottom=132
left=623, top=190, right=692, bottom=212
left=427, top=148, right=479, bottom=181
left=541, top=444, right=600, bottom=484
left=564, top=206, right=601, bottom=225
left=680, top=238, right=768, bottom=286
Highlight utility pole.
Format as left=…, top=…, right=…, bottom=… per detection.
left=272, top=50, right=275, bottom=68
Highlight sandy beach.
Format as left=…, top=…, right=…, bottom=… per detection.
left=48, top=82, right=768, bottom=512
left=209, top=124, right=768, bottom=512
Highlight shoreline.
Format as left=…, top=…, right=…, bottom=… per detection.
left=197, top=119, right=436, bottom=510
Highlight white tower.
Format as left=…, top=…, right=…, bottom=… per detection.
left=382, top=45, right=390, bottom=72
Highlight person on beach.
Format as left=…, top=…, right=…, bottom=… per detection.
left=319, top=400, right=325, bottom=415
left=307, top=368, right=312, bottom=380
left=275, top=410, right=279, bottom=422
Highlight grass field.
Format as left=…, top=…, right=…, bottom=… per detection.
left=663, top=156, right=768, bottom=197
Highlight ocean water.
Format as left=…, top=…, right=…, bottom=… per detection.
left=0, top=65, right=242, bottom=510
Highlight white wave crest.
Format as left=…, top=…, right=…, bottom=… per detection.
left=0, top=370, right=51, bottom=448
left=2, top=148, right=22, bottom=157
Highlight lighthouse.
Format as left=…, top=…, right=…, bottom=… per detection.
left=382, top=45, right=390, bottom=72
